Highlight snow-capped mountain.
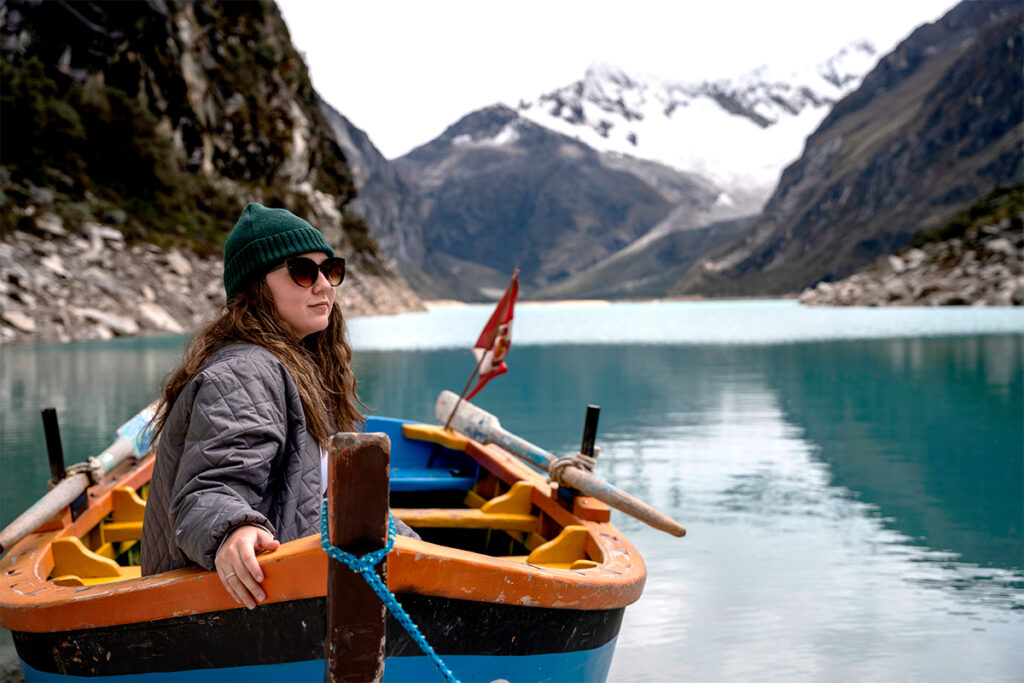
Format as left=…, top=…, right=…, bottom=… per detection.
left=517, top=40, right=878, bottom=197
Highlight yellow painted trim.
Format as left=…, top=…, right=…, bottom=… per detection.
left=498, top=555, right=598, bottom=571
left=53, top=566, right=141, bottom=587
left=50, top=575, right=85, bottom=587
left=401, top=424, right=469, bottom=451
left=570, top=560, right=599, bottom=570
left=394, top=508, right=538, bottom=532
left=101, top=521, right=144, bottom=543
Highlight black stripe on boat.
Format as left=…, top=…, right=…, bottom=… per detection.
left=14, top=594, right=624, bottom=676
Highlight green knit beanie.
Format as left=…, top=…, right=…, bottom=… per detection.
left=223, top=202, right=334, bottom=297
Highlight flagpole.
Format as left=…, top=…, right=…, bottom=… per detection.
left=444, top=269, right=519, bottom=431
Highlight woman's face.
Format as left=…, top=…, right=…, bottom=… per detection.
left=265, top=251, right=336, bottom=339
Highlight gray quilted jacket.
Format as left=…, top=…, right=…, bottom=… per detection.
left=141, top=343, right=321, bottom=575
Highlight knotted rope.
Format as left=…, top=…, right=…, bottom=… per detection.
left=547, top=450, right=598, bottom=487
left=64, top=457, right=105, bottom=486
left=319, top=499, right=459, bottom=683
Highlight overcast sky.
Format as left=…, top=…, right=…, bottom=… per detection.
left=276, top=0, right=960, bottom=160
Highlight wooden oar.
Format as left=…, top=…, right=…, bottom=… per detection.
left=435, top=391, right=686, bottom=537
left=0, top=403, right=157, bottom=554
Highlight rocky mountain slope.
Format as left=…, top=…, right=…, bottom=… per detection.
left=799, top=185, right=1024, bottom=307
left=395, top=105, right=725, bottom=295
left=318, top=99, right=451, bottom=297
left=517, top=41, right=878, bottom=199
left=533, top=214, right=756, bottom=301
left=0, top=0, right=422, bottom=344
left=675, top=1, right=1023, bottom=298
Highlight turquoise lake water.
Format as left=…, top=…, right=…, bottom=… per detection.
left=1, top=300, right=1023, bottom=681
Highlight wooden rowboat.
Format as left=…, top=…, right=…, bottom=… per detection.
left=0, top=405, right=649, bottom=681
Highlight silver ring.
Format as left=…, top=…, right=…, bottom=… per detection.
left=225, top=572, right=237, bottom=580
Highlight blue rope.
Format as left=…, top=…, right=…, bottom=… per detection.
left=319, top=499, right=460, bottom=683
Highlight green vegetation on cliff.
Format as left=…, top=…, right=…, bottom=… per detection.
left=1, top=57, right=238, bottom=254
left=0, top=0, right=357, bottom=257
left=910, top=184, right=1024, bottom=248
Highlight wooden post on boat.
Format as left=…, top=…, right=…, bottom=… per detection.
left=325, top=432, right=390, bottom=683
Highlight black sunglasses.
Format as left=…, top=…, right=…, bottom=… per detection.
left=273, top=256, right=346, bottom=288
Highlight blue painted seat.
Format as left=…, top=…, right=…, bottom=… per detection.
left=364, top=417, right=478, bottom=492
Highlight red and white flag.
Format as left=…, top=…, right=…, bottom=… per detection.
left=465, top=272, right=518, bottom=401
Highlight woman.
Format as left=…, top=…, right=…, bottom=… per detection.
left=141, top=202, right=364, bottom=610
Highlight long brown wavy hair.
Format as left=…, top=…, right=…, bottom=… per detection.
left=151, top=278, right=364, bottom=448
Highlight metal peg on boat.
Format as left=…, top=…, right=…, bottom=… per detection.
left=41, top=408, right=67, bottom=487
left=580, top=405, right=600, bottom=461
left=435, top=391, right=686, bottom=537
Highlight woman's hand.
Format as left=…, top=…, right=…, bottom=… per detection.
left=214, top=525, right=280, bottom=609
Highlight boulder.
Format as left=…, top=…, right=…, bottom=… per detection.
left=979, top=263, right=1010, bottom=282
left=35, top=212, right=68, bottom=237
left=985, top=237, right=1015, bottom=260
left=138, top=302, right=185, bottom=333
left=1012, top=279, right=1024, bottom=306
left=75, top=308, right=140, bottom=336
left=40, top=254, right=70, bottom=278
left=84, top=222, right=125, bottom=251
left=2, top=310, right=35, bottom=333
left=885, top=278, right=910, bottom=301
left=165, top=249, right=193, bottom=277
left=904, top=248, right=926, bottom=269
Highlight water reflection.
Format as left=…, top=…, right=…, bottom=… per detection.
left=595, top=342, right=1023, bottom=681
left=758, top=336, right=1023, bottom=572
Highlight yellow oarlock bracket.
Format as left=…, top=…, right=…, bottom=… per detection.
left=49, top=536, right=140, bottom=586
left=101, top=487, right=147, bottom=543
left=524, top=525, right=596, bottom=570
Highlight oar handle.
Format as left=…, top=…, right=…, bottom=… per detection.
left=435, top=391, right=551, bottom=472
left=435, top=391, right=686, bottom=538
left=560, top=468, right=685, bottom=537
left=0, top=435, right=136, bottom=554
left=0, top=473, right=91, bottom=553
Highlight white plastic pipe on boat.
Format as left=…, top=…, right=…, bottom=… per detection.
left=436, top=390, right=686, bottom=537
left=0, top=404, right=156, bottom=554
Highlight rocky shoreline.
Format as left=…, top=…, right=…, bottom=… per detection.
left=0, top=215, right=425, bottom=346
left=799, top=217, right=1023, bottom=307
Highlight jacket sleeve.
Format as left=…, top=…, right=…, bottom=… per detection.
left=169, top=355, right=289, bottom=570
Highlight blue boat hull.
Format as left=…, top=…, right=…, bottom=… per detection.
left=22, top=636, right=616, bottom=682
